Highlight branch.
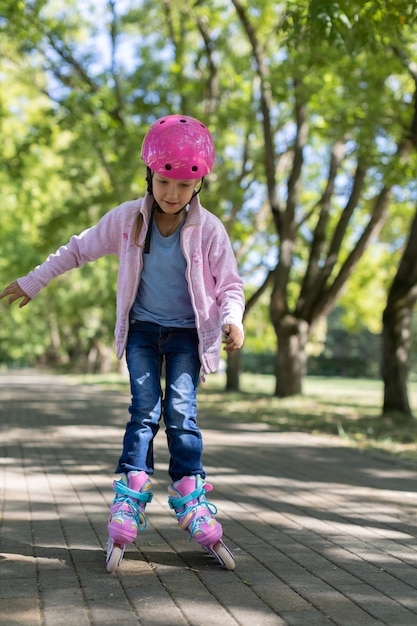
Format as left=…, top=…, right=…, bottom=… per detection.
left=393, top=46, right=417, bottom=150
left=161, top=0, right=177, bottom=47
left=301, top=160, right=367, bottom=321
left=193, top=8, right=219, bottom=115
left=326, top=161, right=367, bottom=263
left=286, top=89, right=308, bottom=231
left=46, top=33, right=98, bottom=93
left=315, top=185, right=392, bottom=319
left=386, top=201, right=417, bottom=310
left=296, top=140, right=345, bottom=315
left=107, top=0, right=125, bottom=125
left=244, top=268, right=275, bottom=318
left=231, top=0, right=279, bottom=217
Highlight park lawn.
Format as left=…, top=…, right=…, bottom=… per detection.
left=70, top=372, right=417, bottom=465
left=198, top=374, right=417, bottom=465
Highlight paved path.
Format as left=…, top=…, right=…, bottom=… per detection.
left=1, top=372, right=417, bottom=626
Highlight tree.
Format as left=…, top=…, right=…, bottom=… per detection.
left=0, top=0, right=276, bottom=372
left=379, top=43, right=417, bottom=417
left=231, top=0, right=417, bottom=396
left=2, top=0, right=417, bottom=399
left=382, top=202, right=417, bottom=417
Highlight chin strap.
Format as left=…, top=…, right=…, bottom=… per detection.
left=146, top=167, right=153, bottom=194
left=143, top=202, right=156, bottom=254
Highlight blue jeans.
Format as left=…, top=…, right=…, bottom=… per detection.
left=116, top=321, right=204, bottom=482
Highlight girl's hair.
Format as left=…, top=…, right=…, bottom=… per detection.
left=133, top=210, right=144, bottom=247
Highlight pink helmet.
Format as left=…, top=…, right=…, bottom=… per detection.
left=141, top=115, right=215, bottom=179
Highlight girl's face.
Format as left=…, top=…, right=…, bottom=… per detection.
left=152, top=174, right=201, bottom=214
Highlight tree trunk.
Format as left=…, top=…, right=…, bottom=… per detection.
left=274, top=317, right=309, bottom=397
left=382, top=200, right=417, bottom=418
left=382, top=304, right=413, bottom=417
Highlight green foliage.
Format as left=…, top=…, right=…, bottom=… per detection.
left=1, top=0, right=417, bottom=378
left=284, top=0, right=417, bottom=52
left=308, top=307, right=381, bottom=378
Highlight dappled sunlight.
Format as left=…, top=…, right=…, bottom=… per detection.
left=3, top=373, right=417, bottom=626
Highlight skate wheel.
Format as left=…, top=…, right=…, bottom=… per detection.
left=106, top=543, right=124, bottom=573
left=211, top=541, right=235, bottom=571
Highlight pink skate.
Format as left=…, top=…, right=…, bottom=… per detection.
left=106, top=471, right=153, bottom=573
left=168, top=475, right=235, bottom=570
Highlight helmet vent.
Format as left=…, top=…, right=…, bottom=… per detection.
left=141, top=114, right=215, bottom=178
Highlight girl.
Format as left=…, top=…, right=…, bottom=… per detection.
left=0, top=114, right=245, bottom=571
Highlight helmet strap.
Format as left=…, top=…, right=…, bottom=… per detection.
left=143, top=202, right=156, bottom=254
left=192, top=177, right=204, bottom=196
left=146, top=167, right=153, bottom=194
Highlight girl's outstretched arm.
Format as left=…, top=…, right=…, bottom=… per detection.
left=0, top=281, right=32, bottom=308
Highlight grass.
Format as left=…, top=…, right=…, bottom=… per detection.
left=68, top=372, right=417, bottom=465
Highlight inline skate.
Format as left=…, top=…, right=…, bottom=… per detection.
left=168, top=474, right=235, bottom=570
left=106, top=471, right=153, bottom=573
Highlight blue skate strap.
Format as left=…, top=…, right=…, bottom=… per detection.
left=168, top=485, right=204, bottom=510
left=113, top=478, right=153, bottom=504
left=168, top=482, right=218, bottom=540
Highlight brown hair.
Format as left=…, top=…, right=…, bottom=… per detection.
left=133, top=210, right=144, bottom=247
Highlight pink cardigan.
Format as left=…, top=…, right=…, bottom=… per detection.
left=17, top=193, right=245, bottom=374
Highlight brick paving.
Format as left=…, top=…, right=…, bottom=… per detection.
left=1, top=371, right=417, bottom=625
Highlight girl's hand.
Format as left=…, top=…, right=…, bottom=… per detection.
left=222, top=324, right=244, bottom=352
left=0, top=281, right=31, bottom=307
